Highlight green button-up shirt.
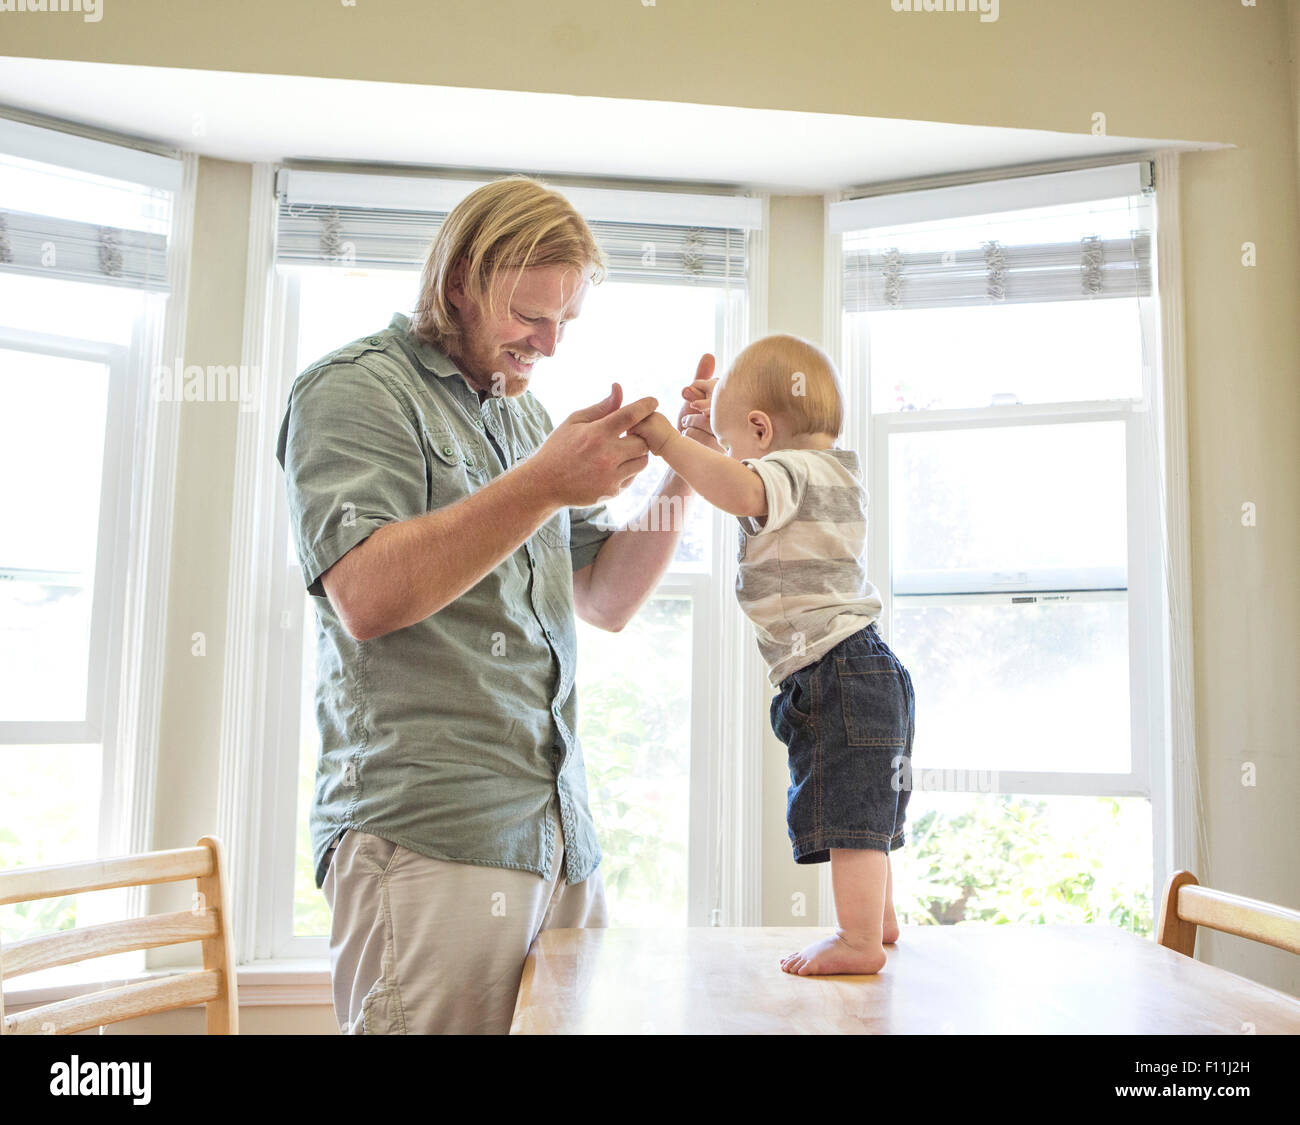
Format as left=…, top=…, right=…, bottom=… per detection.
left=276, top=313, right=615, bottom=890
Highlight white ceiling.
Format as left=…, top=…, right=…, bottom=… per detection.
left=0, top=57, right=1216, bottom=193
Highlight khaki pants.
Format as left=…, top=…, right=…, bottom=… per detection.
left=321, top=811, right=607, bottom=1034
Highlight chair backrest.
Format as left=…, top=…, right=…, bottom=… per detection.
left=1156, top=869, right=1300, bottom=960
left=0, top=835, right=238, bottom=1035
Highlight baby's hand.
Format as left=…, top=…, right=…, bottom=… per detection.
left=629, top=411, right=679, bottom=456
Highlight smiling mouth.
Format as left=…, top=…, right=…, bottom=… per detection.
left=506, top=349, right=539, bottom=372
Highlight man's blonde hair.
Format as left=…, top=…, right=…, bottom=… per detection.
left=412, top=175, right=606, bottom=351
left=728, top=334, right=844, bottom=438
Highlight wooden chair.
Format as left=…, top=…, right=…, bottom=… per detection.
left=0, top=835, right=238, bottom=1035
left=1156, top=869, right=1300, bottom=960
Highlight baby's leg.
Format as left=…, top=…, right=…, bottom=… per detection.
left=780, top=848, right=888, bottom=976
left=883, top=854, right=899, bottom=945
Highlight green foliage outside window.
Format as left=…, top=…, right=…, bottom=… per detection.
left=894, top=793, right=1152, bottom=933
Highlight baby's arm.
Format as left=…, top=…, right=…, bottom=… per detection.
left=631, top=412, right=767, bottom=519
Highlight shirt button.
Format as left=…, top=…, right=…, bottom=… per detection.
left=545, top=628, right=553, bottom=639
left=442, top=445, right=455, bottom=457
left=552, top=704, right=561, bottom=717
left=464, top=455, right=475, bottom=467
left=366, top=337, right=382, bottom=346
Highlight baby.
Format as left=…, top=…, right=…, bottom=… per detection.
left=632, top=334, right=916, bottom=976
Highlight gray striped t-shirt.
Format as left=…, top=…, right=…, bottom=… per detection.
left=736, top=447, right=884, bottom=686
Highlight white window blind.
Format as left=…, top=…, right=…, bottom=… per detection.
left=836, top=162, right=1154, bottom=312
left=274, top=169, right=757, bottom=285
left=0, top=120, right=179, bottom=293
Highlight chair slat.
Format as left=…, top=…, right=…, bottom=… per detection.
left=1, top=909, right=220, bottom=980
left=1180, top=885, right=1300, bottom=956
left=0, top=847, right=212, bottom=906
left=3, top=970, right=221, bottom=1036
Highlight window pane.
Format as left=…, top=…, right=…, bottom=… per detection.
left=894, top=792, right=1152, bottom=933
left=0, top=349, right=110, bottom=723
left=864, top=299, right=1144, bottom=411
left=0, top=273, right=149, bottom=345
left=578, top=597, right=691, bottom=926
left=849, top=195, right=1149, bottom=411
left=0, top=744, right=101, bottom=943
left=890, top=421, right=1128, bottom=591
left=0, top=153, right=170, bottom=234
left=892, top=599, right=1131, bottom=774
left=291, top=266, right=421, bottom=372
left=0, top=349, right=109, bottom=574
left=534, top=280, right=721, bottom=572
left=0, top=584, right=94, bottom=723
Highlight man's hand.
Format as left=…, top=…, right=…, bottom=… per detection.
left=628, top=411, right=679, bottom=456
left=527, top=383, right=658, bottom=506
left=676, top=353, right=722, bottom=453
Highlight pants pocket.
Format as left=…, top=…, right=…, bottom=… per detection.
left=359, top=978, right=403, bottom=1035
left=785, top=662, right=817, bottom=723
left=836, top=653, right=909, bottom=748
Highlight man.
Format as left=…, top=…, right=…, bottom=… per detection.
left=276, top=175, right=718, bottom=1034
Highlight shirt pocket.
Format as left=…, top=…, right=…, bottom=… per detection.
left=423, top=425, right=489, bottom=496
left=536, top=507, right=570, bottom=551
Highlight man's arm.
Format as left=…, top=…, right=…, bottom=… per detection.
left=323, top=465, right=559, bottom=640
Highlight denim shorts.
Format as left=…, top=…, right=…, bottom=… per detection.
left=769, top=622, right=915, bottom=864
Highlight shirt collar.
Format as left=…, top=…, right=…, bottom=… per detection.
left=390, top=312, right=522, bottom=419
left=390, top=312, right=461, bottom=380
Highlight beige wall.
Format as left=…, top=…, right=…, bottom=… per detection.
left=5, top=0, right=1298, bottom=1015
left=146, top=159, right=252, bottom=966
left=1292, top=0, right=1300, bottom=208
left=0, top=0, right=1280, bottom=145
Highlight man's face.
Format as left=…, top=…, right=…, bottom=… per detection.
left=446, top=262, right=588, bottom=398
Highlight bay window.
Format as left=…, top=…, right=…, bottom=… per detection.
left=832, top=162, right=1174, bottom=931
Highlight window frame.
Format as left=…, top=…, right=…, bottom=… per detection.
left=0, top=136, right=193, bottom=972
left=225, top=170, right=768, bottom=963
left=867, top=398, right=1161, bottom=801
left=825, top=161, right=1184, bottom=920
left=0, top=328, right=130, bottom=749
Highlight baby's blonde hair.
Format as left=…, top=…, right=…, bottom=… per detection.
left=727, top=334, right=844, bottom=438
left=412, top=175, right=606, bottom=352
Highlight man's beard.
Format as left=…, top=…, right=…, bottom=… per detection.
left=485, top=367, right=531, bottom=399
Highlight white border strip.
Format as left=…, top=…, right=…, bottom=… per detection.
left=829, top=162, right=1146, bottom=233
left=1153, top=150, right=1202, bottom=881
left=110, top=151, right=196, bottom=923
left=279, top=169, right=763, bottom=229
left=0, top=116, right=183, bottom=191
left=820, top=190, right=846, bottom=929
left=217, top=163, right=281, bottom=964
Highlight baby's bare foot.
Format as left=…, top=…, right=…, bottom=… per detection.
left=780, top=931, right=887, bottom=976
left=883, top=910, right=900, bottom=945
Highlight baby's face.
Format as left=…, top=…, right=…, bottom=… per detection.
left=710, top=370, right=769, bottom=462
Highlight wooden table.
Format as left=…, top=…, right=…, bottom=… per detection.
left=510, top=925, right=1300, bottom=1034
